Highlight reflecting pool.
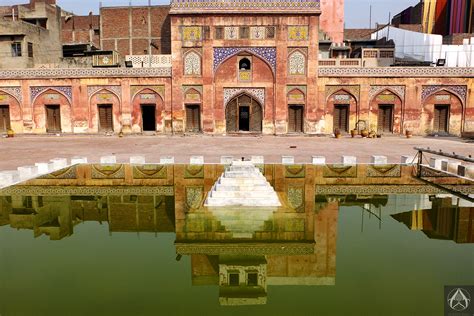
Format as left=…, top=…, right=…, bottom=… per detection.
left=0, top=164, right=473, bottom=315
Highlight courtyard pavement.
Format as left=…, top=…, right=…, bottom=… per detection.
left=0, top=134, right=472, bottom=171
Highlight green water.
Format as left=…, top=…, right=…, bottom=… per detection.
left=0, top=191, right=473, bottom=316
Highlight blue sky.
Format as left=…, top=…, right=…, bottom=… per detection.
left=2, top=0, right=420, bottom=28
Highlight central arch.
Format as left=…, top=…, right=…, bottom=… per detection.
left=225, top=93, right=262, bottom=133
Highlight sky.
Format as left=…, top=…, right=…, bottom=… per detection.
left=1, top=0, right=420, bottom=28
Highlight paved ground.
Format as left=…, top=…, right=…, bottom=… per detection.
left=0, top=134, right=472, bottom=171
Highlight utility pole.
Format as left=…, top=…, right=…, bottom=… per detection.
left=369, top=5, right=372, bottom=29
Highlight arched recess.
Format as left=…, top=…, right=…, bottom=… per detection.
left=326, top=89, right=358, bottom=133
left=89, top=89, right=121, bottom=133
left=422, top=90, right=463, bottom=136
left=131, top=88, right=164, bottom=133
left=214, top=52, right=274, bottom=83
left=369, top=89, right=403, bottom=134
left=184, top=50, right=201, bottom=76
left=225, top=93, right=262, bottom=133
left=288, top=50, right=306, bottom=75
left=287, top=88, right=306, bottom=133
left=32, top=89, right=72, bottom=133
left=0, top=90, right=22, bottom=133
left=183, top=88, right=202, bottom=133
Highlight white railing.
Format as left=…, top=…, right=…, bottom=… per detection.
left=319, top=59, right=362, bottom=67
left=125, top=55, right=172, bottom=68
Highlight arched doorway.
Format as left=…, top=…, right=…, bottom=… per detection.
left=327, top=90, right=357, bottom=133
left=131, top=89, right=164, bottom=133
left=89, top=89, right=121, bottom=133
left=225, top=94, right=262, bottom=133
left=0, top=90, right=21, bottom=133
left=369, top=89, right=403, bottom=134
left=287, top=88, right=306, bottom=133
left=422, top=90, right=463, bottom=135
left=32, top=89, right=72, bottom=133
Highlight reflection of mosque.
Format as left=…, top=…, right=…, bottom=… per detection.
left=0, top=163, right=473, bottom=305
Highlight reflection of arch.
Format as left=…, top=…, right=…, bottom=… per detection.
left=131, top=88, right=164, bottom=132
left=184, top=50, right=201, bottom=75
left=32, top=88, right=72, bottom=133
left=225, top=93, right=262, bottom=133
left=288, top=50, right=306, bottom=75
left=89, top=88, right=121, bottom=132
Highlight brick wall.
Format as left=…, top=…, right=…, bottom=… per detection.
left=100, top=5, right=171, bottom=57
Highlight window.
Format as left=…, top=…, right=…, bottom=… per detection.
left=247, top=273, right=258, bottom=286
left=240, top=27, right=249, bottom=39
left=239, top=58, right=251, bottom=70
left=229, top=273, right=239, bottom=286
left=27, top=42, right=33, bottom=58
left=215, top=27, right=224, bottom=40
left=11, top=42, right=21, bottom=57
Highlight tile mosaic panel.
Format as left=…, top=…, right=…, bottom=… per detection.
left=288, top=26, right=309, bottom=41
left=0, top=87, right=22, bottom=103
left=37, top=166, right=77, bottom=179
left=323, top=164, right=358, bottom=178
left=184, top=165, right=204, bottom=179
left=421, top=85, right=467, bottom=103
left=250, top=27, right=266, bottom=40
left=326, top=85, right=360, bottom=101
left=91, top=164, right=125, bottom=179
left=87, top=86, right=122, bottom=100
left=224, top=27, right=239, bottom=40
left=285, top=165, right=305, bottom=178
left=366, top=165, right=401, bottom=178
left=185, top=186, right=204, bottom=210
left=182, top=26, right=202, bottom=41
left=130, top=85, right=165, bottom=101
left=170, top=0, right=321, bottom=10
left=184, top=51, right=201, bottom=75
left=369, top=86, right=405, bottom=101
left=30, top=86, right=72, bottom=103
left=287, top=186, right=304, bottom=211
left=223, top=88, right=265, bottom=106
left=214, top=47, right=276, bottom=73
left=133, top=165, right=167, bottom=179
left=288, top=50, right=306, bottom=75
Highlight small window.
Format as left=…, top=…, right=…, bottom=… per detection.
left=28, top=42, right=33, bottom=58
left=94, top=29, right=100, bottom=36
left=247, top=273, right=258, bottom=286
left=11, top=42, right=21, bottom=57
left=239, top=58, right=251, bottom=70
left=215, top=27, right=224, bottom=40
left=240, top=27, right=249, bottom=39
left=229, top=273, right=239, bottom=286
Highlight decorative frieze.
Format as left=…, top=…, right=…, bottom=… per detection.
left=319, top=67, right=473, bottom=78
left=170, top=0, right=321, bottom=11
left=0, top=67, right=171, bottom=79
left=214, top=47, right=276, bottom=73
left=224, top=88, right=265, bottom=107
left=30, top=86, right=72, bottom=103
left=421, top=85, right=467, bottom=103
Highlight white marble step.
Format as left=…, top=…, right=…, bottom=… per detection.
left=218, top=177, right=269, bottom=185
left=227, top=166, right=260, bottom=172
left=206, top=197, right=281, bottom=207
left=210, top=190, right=278, bottom=199
left=214, top=185, right=273, bottom=192
left=223, top=171, right=266, bottom=178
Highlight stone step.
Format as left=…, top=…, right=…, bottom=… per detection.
left=210, top=190, right=279, bottom=199
left=223, top=171, right=266, bottom=178
left=205, top=197, right=281, bottom=207
left=218, top=177, right=269, bottom=185
left=214, top=185, right=273, bottom=192
left=226, top=166, right=260, bottom=172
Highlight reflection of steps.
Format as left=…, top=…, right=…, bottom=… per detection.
left=211, top=207, right=275, bottom=238
left=205, top=161, right=281, bottom=207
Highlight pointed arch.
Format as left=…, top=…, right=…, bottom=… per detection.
left=0, top=89, right=22, bottom=133
left=225, top=93, right=263, bottom=133
left=131, top=88, right=165, bottom=133
left=89, top=88, right=121, bottom=133
left=213, top=47, right=276, bottom=79
left=422, top=89, right=464, bottom=136
left=32, top=88, right=73, bottom=133
left=184, top=50, right=201, bottom=76
left=288, top=50, right=306, bottom=75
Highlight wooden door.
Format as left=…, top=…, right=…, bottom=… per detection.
left=378, top=105, right=393, bottom=133
left=185, top=104, right=201, bottom=133
left=288, top=105, right=304, bottom=133
left=98, top=105, right=113, bottom=132
left=334, top=105, right=349, bottom=133
left=0, top=105, right=10, bottom=132
left=434, top=105, right=449, bottom=133
left=46, top=105, right=61, bottom=133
